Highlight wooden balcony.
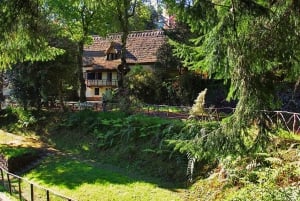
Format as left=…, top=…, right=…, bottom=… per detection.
left=86, top=79, right=118, bottom=87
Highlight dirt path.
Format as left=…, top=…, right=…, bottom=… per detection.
left=0, top=130, right=47, bottom=149
left=0, top=193, right=12, bottom=201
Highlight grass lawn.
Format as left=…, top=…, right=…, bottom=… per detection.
left=1, top=129, right=184, bottom=201
left=22, top=155, right=184, bottom=201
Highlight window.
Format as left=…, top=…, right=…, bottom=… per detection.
left=107, top=72, right=112, bottom=82
left=94, top=88, right=100, bottom=95
left=107, top=53, right=118, bottom=60
left=96, top=72, right=102, bottom=80
left=87, top=72, right=102, bottom=80
left=87, top=72, right=95, bottom=79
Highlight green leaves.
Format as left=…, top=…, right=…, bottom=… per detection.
left=0, top=35, right=64, bottom=69
left=166, top=0, right=300, bottom=154
left=45, top=0, right=109, bottom=40
left=0, top=0, right=65, bottom=69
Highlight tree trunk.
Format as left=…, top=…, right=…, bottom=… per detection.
left=77, top=40, right=86, bottom=102
left=0, top=70, right=3, bottom=110
left=0, top=71, right=3, bottom=100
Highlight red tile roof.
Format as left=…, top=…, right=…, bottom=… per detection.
left=83, top=30, right=167, bottom=69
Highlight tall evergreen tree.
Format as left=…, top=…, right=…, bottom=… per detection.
left=0, top=0, right=64, bottom=69
left=10, top=37, right=78, bottom=110
left=165, top=0, right=300, bottom=153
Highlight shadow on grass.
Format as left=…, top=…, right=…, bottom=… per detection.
left=44, top=128, right=186, bottom=191
left=26, top=155, right=136, bottom=189
left=25, top=155, right=184, bottom=193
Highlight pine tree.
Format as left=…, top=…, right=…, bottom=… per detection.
left=165, top=0, right=300, bottom=154
left=0, top=0, right=64, bottom=69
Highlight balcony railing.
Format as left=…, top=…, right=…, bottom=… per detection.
left=86, top=79, right=118, bottom=87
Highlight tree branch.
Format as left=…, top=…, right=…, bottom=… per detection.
left=128, top=0, right=137, bottom=17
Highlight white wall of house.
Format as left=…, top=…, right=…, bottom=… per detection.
left=83, top=65, right=156, bottom=101
left=85, top=71, right=118, bottom=100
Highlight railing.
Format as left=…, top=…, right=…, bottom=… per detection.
left=0, top=167, right=76, bottom=201
left=141, top=105, right=300, bottom=133
left=262, top=110, right=300, bottom=133
left=141, top=104, right=235, bottom=120
left=86, top=79, right=118, bottom=87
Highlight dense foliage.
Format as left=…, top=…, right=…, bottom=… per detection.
left=9, top=38, right=78, bottom=109
left=164, top=0, right=300, bottom=155
left=0, top=108, right=299, bottom=200
left=0, top=0, right=64, bottom=69
left=57, top=110, right=188, bottom=182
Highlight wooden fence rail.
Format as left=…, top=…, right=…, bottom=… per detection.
left=0, top=167, right=76, bottom=201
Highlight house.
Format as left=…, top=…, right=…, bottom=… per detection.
left=83, top=29, right=167, bottom=101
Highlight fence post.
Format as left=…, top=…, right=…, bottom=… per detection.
left=46, top=190, right=50, bottom=201
left=167, top=106, right=169, bottom=117
left=18, top=178, right=22, bottom=200
left=30, top=183, right=34, bottom=201
left=0, top=168, right=4, bottom=186
left=293, top=113, right=296, bottom=133
left=7, top=173, right=12, bottom=195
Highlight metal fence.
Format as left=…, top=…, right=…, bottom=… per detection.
left=0, top=167, right=76, bottom=201
left=263, top=110, right=300, bottom=133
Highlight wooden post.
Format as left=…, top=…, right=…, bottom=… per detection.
left=30, top=183, right=34, bottom=201
left=216, top=109, right=220, bottom=121
left=293, top=113, right=296, bottom=133
left=46, top=190, right=50, bottom=201
left=167, top=106, right=169, bottom=117
left=18, top=178, right=22, bottom=200
left=7, top=173, right=11, bottom=195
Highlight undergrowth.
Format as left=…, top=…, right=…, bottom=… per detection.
left=1, top=108, right=299, bottom=200
left=56, top=110, right=300, bottom=200
left=56, top=110, right=191, bottom=183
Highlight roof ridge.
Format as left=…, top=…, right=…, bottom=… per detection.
left=92, top=30, right=165, bottom=41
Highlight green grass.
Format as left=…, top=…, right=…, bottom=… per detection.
left=3, top=109, right=299, bottom=201
left=22, top=155, right=184, bottom=201
left=48, top=112, right=188, bottom=184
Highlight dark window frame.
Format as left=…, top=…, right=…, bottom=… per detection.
left=94, top=88, right=100, bottom=95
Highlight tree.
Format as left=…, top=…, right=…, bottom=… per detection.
left=124, top=65, right=161, bottom=104
left=0, top=0, right=64, bottom=70
left=113, top=0, right=138, bottom=88
left=45, top=0, right=111, bottom=102
left=10, top=37, right=78, bottom=110
left=0, top=71, right=4, bottom=105
left=165, top=0, right=300, bottom=153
